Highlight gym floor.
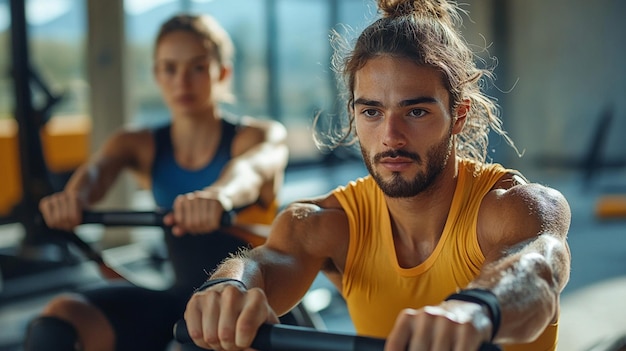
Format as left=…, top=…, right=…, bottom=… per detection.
left=1, top=161, right=625, bottom=351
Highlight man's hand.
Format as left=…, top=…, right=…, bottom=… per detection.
left=184, top=282, right=280, bottom=350
left=386, top=300, right=493, bottom=351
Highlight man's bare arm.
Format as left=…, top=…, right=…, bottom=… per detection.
left=184, top=196, right=348, bottom=349
left=208, top=198, right=347, bottom=314
left=473, top=183, right=572, bottom=344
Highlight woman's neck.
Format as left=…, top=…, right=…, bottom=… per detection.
left=170, top=107, right=223, bottom=170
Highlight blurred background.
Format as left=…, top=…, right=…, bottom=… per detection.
left=0, top=0, right=624, bottom=350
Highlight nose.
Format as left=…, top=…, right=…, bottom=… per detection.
left=382, top=115, right=407, bottom=149
left=174, top=69, right=192, bottom=89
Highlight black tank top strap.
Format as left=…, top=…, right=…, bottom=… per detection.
left=152, top=123, right=172, bottom=156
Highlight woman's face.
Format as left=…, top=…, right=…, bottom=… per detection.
left=154, top=30, right=225, bottom=116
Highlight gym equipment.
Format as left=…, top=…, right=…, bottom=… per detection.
left=1, top=0, right=89, bottom=303
left=173, top=320, right=503, bottom=351
left=595, top=195, right=626, bottom=220
left=22, top=316, right=78, bottom=351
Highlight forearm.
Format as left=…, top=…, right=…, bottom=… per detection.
left=206, top=160, right=265, bottom=210
left=211, top=244, right=319, bottom=316
left=208, top=253, right=260, bottom=287
left=207, top=143, right=288, bottom=209
left=469, top=234, right=570, bottom=344
left=64, top=162, right=116, bottom=205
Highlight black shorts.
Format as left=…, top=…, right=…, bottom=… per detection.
left=81, top=229, right=250, bottom=351
left=81, top=282, right=192, bottom=351
left=81, top=230, right=303, bottom=350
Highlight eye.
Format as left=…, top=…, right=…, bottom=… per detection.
left=161, top=64, right=176, bottom=75
left=193, top=63, right=208, bottom=73
left=408, top=108, right=427, bottom=118
left=361, top=108, right=381, bottom=118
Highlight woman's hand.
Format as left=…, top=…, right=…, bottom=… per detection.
left=164, top=190, right=231, bottom=236
left=39, top=191, right=86, bottom=231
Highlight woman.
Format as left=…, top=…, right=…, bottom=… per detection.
left=24, top=14, right=288, bottom=351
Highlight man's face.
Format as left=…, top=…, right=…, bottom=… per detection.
left=353, top=56, right=461, bottom=198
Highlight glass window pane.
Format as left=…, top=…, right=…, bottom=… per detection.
left=339, top=0, right=377, bottom=31
left=0, top=0, right=12, bottom=119
left=125, top=0, right=179, bottom=128
left=191, top=0, right=268, bottom=119
left=276, top=0, right=332, bottom=162
left=27, top=0, right=89, bottom=118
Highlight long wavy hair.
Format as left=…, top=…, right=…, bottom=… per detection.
left=316, top=0, right=519, bottom=163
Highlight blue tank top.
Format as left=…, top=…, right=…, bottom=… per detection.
left=151, top=120, right=237, bottom=208
left=150, top=119, right=250, bottom=289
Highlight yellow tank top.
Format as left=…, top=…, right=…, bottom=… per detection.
left=332, top=159, right=558, bottom=351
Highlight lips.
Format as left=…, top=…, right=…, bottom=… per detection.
left=175, top=94, right=196, bottom=104
left=379, top=157, right=414, bottom=171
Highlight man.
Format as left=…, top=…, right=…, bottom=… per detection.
left=183, top=1, right=571, bottom=350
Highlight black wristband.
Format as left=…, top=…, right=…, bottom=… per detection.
left=220, top=209, right=236, bottom=227
left=195, top=278, right=247, bottom=293
left=445, top=288, right=501, bottom=341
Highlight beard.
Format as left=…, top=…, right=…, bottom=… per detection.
left=361, top=131, right=453, bottom=198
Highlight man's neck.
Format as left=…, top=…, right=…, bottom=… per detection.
left=385, top=157, right=460, bottom=267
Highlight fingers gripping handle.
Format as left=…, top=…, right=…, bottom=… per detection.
left=172, top=319, right=502, bottom=351
left=173, top=320, right=384, bottom=351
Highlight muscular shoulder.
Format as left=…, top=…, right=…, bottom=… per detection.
left=477, top=174, right=571, bottom=258
left=267, top=193, right=349, bottom=271
left=232, top=116, right=287, bottom=156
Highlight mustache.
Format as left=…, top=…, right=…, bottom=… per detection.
left=374, top=149, right=422, bottom=164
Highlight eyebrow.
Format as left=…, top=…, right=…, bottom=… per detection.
left=156, top=54, right=210, bottom=64
left=353, top=96, right=438, bottom=107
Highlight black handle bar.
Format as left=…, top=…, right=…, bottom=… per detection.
left=81, top=209, right=168, bottom=227
left=81, top=209, right=235, bottom=227
left=173, top=319, right=502, bottom=351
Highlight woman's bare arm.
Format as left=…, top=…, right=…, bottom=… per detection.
left=39, top=129, right=152, bottom=230
left=210, top=117, right=288, bottom=210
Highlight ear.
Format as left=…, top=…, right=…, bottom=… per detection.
left=218, top=64, right=232, bottom=83
left=348, top=98, right=355, bottom=116
left=452, top=98, right=470, bottom=135
left=348, top=99, right=359, bottom=137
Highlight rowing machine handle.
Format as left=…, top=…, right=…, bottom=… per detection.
left=81, top=208, right=235, bottom=227
left=173, top=319, right=502, bottom=351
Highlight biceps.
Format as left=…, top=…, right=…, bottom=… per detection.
left=480, top=184, right=571, bottom=258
